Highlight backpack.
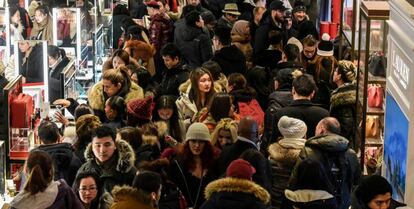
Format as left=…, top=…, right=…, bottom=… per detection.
left=319, top=150, right=350, bottom=207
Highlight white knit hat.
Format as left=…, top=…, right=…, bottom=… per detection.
left=186, top=123, right=211, bottom=142
left=277, top=116, right=307, bottom=139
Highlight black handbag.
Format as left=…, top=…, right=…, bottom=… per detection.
left=368, top=51, right=387, bottom=77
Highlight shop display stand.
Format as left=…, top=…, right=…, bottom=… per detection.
left=356, top=1, right=389, bottom=173
left=339, top=0, right=360, bottom=60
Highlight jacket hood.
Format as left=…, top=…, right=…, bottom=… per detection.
left=88, top=81, right=144, bottom=111
left=268, top=139, right=305, bottom=166
left=11, top=181, right=60, bottom=209
left=37, top=143, right=74, bottom=169
left=84, top=139, right=136, bottom=173
left=182, top=26, right=204, bottom=41
left=205, top=177, right=270, bottom=204
left=285, top=189, right=334, bottom=202
left=330, top=83, right=356, bottom=109
left=306, top=134, right=349, bottom=153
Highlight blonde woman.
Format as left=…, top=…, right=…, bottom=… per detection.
left=211, top=118, right=238, bottom=149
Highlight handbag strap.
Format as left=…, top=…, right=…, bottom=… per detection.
left=174, top=160, right=204, bottom=207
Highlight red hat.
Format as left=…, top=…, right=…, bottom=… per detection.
left=226, top=159, right=256, bottom=180
left=146, top=0, right=160, bottom=9
left=127, top=96, right=155, bottom=120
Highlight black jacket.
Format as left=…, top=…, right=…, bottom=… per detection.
left=49, top=56, right=70, bottom=102
left=217, top=138, right=258, bottom=176
left=289, top=134, right=361, bottom=209
left=37, top=143, right=82, bottom=186
left=254, top=14, right=284, bottom=57
left=0, top=76, right=9, bottom=141
left=330, top=83, right=357, bottom=149
left=254, top=49, right=283, bottom=70
left=212, top=45, right=247, bottom=76
left=270, top=99, right=329, bottom=142
left=19, top=43, right=44, bottom=83
left=175, top=24, right=212, bottom=68
left=272, top=61, right=304, bottom=77
left=155, top=63, right=189, bottom=97
left=201, top=178, right=270, bottom=209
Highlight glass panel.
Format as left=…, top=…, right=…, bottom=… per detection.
left=370, top=20, right=385, bottom=52
left=343, top=0, right=354, bottom=31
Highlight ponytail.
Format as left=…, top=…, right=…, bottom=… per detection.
left=24, top=150, right=54, bottom=195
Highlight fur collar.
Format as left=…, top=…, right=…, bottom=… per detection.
left=285, top=189, right=334, bottom=202
left=330, top=84, right=356, bottom=109
left=88, top=81, right=144, bottom=111
left=268, top=139, right=304, bottom=166
left=204, top=177, right=270, bottom=204
left=84, top=139, right=136, bottom=173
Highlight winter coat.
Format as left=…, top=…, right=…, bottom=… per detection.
left=284, top=189, right=337, bottom=209
left=154, top=62, right=190, bottom=97
left=122, top=39, right=157, bottom=76
left=217, top=137, right=258, bottom=175
left=254, top=15, right=284, bottom=57
left=269, top=99, right=329, bottom=142
left=19, top=43, right=44, bottom=83
left=230, top=88, right=264, bottom=129
left=112, top=14, right=129, bottom=49
left=169, top=158, right=218, bottom=209
left=268, top=138, right=306, bottom=209
left=212, top=45, right=247, bottom=76
left=110, top=185, right=155, bottom=209
left=289, top=134, right=361, bottom=209
left=272, top=61, right=304, bottom=77
left=36, top=143, right=82, bottom=186
left=176, top=82, right=199, bottom=129
left=149, top=14, right=173, bottom=52
left=175, top=24, right=213, bottom=68
left=330, top=83, right=357, bottom=149
left=217, top=16, right=233, bottom=29
left=30, top=16, right=53, bottom=44
left=49, top=56, right=70, bottom=102
left=231, top=33, right=253, bottom=60
left=77, top=139, right=137, bottom=194
left=254, top=49, right=283, bottom=70
left=245, top=66, right=272, bottom=110
left=201, top=178, right=271, bottom=209
left=88, top=81, right=144, bottom=121
left=11, top=180, right=83, bottom=209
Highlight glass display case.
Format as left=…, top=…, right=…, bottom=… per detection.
left=60, top=59, right=78, bottom=100
left=339, top=0, right=360, bottom=60
left=356, top=1, right=389, bottom=173
left=93, top=24, right=105, bottom=82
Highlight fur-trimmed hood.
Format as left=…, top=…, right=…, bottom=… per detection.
left=268, top=138, right=305, bottom=166
left=204, top=177, right=270, bottom=204
left=330, top=83, right=356, bottom=109
left=111, top=185, right=155, bottom=209
left=285, top=189, right=334, bottom=203
left=88, top=81, right=144, bottom=111
left=84, top=139, right=136, bottom=173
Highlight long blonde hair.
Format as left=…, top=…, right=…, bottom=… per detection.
left=211, top=118, right=238, bottom=147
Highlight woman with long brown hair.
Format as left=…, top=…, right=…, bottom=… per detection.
left=169, top=123, right=219, bottom=209
left=11, top=150, right=83, bottom=209
left=176, top=67, right=216, bottom=129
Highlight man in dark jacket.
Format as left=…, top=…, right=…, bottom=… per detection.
left=212, top=26, right=247, bottom=76
left=151, top=43, right=189, bottom=98
left=175, top=10, right=213, bottom=68
left=289, top=117, right=361, bottom=209
left=217, top=117, right=259, bottom=175
left=266, top=74, right=329, bottom=142
left=254, top=0, right=287, bottom=57
left=77, top=125, right=137, bottom=193
left=216, top=3, right=240, bottom=29
left=272, top=44, right=303, bottom=76
left=36, top=121, right=82, bottom=186
left=201, top=159, right=270, bottom=209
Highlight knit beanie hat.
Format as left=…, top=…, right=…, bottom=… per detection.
left=127, top=96, right=155, bottom=120
left=287, top=37, right=303, bottom=53
left=354, top=175, right=392, bottom=205
left=278, top=116, right=307, bottom=139
left=317, top=33, right=334, bottom=57
left=292, top=0, right=306, bottom=13
left=185, top=123, right=211, bottom=142
left=226, top=159, right=256, bottom=180
left=337, top=60, right=357, bottom=83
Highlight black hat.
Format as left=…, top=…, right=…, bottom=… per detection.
left=284, top=10, right=292, bottom=18
left=269, top=0, right=287, bottom=11
left=317, top=33, right=334, bottom=56
left=292, top=0, right=306, bottom=13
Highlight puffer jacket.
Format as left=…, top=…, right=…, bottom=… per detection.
left=77, top=139, right=137, bottom=194
left=175, top=24, right=212, bottom=68
left=154, top=62, right=190, bottom=98
left=289, top=134, right=361, bottom=209
left=268, top=138, right=306, bottom=209
left=330, top=83, right=356, bottom=149
left=201, top=177, right=270, bottom=209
